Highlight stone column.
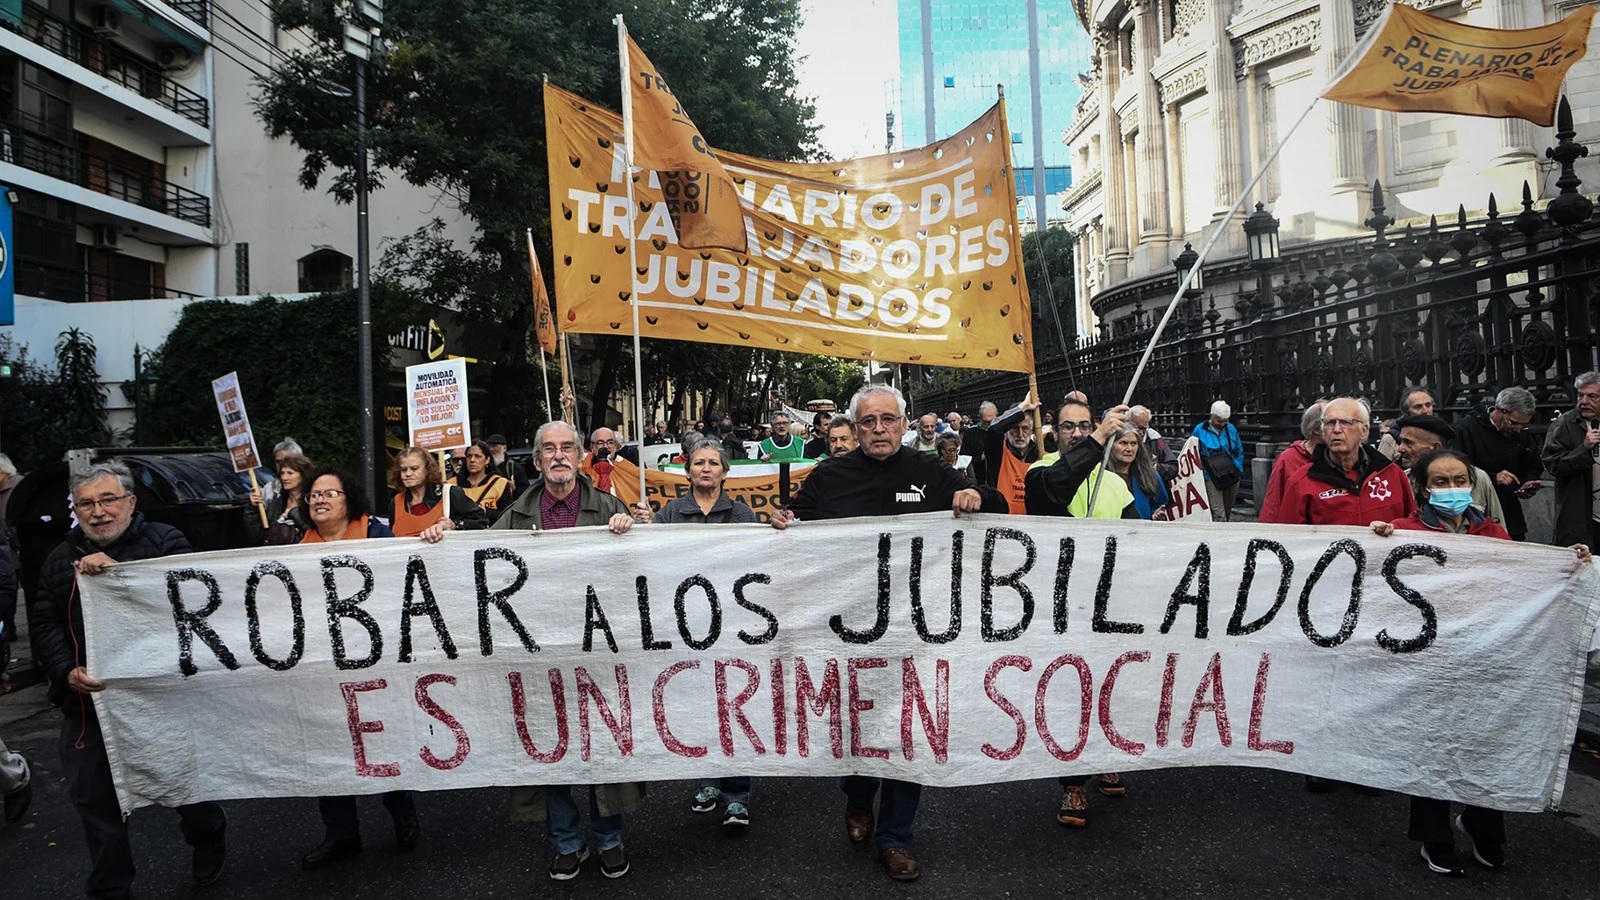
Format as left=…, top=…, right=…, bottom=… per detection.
left=1134, top=0, right=1171, bottom=252
left=1486, top=0, right=1534, bottom=160
left=1205, top=0, right=1244, bottom=217
left=1097, top=26, right=1129, bottom=282
left=1164, top=101, right=1185, bottom=237
left=1320, top=0, right=1364, bottom=193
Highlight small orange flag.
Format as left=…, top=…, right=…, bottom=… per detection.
left=1323, top=5, right=1594, bottom=127
left=527, top=229, right=558, bottom=356
left=624, top=35, right=748, bottom=253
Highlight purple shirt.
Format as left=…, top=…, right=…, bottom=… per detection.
left=539, top=486, right=579, bottom=530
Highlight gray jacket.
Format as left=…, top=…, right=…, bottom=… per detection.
left=487, top=477, right=626, bottom=530
left=1542, top=408, right=1596, bottom=547
left=654, top=491, right=757, bottom=524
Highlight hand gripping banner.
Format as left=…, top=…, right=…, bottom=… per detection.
left=82, top=517, right=1599, bottom=815
left=544, top=84, right=1035, bottom=372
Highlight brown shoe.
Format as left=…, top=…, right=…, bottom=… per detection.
left=1097, top=772, right=1127, bottom=796
left=880, top=847, right=920, bottom=881
left=845, top=809, right=873, bottom=843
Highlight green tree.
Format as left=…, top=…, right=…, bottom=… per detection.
left=255, top=0, right=820, bottom=439
left=55, top=328, right=110, bottom=449
left=0, top=335, right=68, bottom=469
left=1022, top=225, right=1076, bottom=357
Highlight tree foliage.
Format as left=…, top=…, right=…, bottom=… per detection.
left=255, top=0, right=821, bottom=439
left=140, top=291, right=418, bottom=471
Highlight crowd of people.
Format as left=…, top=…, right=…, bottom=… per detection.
left=3, top=371, right=1599, bottom=895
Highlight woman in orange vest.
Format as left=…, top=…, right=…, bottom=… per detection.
left=453, top=440, right=516, bottom=524
left=391, top=446, right=487, bottom=538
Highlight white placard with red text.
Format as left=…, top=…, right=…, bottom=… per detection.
left=405, top=358, right=471, bottom=452
left=81, top=516, right=1600, bottom=815
left=1153, top=436, right=1210, bottom=521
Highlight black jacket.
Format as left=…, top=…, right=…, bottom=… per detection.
left=1023, top=436, right=1138, bottom=518
left=1454, top=404, right=1544, bottom=538
left=788, top=446, right=1007, bottom=520
left=34, top=512, right=192, bottom=711
left=1541, top=408, right=1596, bottom=547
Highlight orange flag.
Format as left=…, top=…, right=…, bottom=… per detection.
left=623, top=34, right=748, bottom=253
left=1323, top=4, right=1594, bottom=127
left=527, top=229, right=558, bottom=356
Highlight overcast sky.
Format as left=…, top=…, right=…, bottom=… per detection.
left=795, top=0, right=900, bottom=160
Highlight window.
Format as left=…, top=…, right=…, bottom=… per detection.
left=12, top=189, right=77, bottom=301
left=1012, top=131, right=1023, bottom=144
left=298, top=248, right=353, bottom=293
left=944, top=75, right=955, bottom=88
left=82, top=247, right=167, bottom=303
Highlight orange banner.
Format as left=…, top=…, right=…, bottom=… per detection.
left=544, top=82, right=1034, bottom=372
left=610, top=458, right=811, bottom=523
left=528, top=230, right=558, bottom=356
left=1323, top=5, right=1594, bottom=127
left=624, top=34, right=746, bottom=252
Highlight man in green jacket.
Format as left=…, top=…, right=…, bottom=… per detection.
left=490, top=420, right=647, bottom=881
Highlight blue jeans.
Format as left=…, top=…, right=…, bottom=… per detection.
left=699, top=776, right=751, bottom=806
left=841, top=776, right=920, bottom=850
left=318, top=791, right=415, bottom=841
left=546, top=785, right=623, bottom=855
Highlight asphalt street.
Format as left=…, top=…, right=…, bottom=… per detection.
left=3, top=681, right=1600, bottom=900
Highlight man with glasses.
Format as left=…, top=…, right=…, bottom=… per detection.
left=1542, top=371, right=1600, bottom=553
left=1454, top=387, right=1544, bottom=541
left=32, top=461, right=230, bottom=898
left=489, top=421, right=647, bottom=880
left=770, top=384, right=1005, bottom=882
left=979, top=394, right=1042, bottom=513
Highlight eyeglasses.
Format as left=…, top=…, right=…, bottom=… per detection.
left=308, top=489, right=346, bottom=501
left=1062, top=421, right=1094, bottom=433
left=540, top=443, right=579, bottom=456
left=857, top=414, right=904, bottom=430
left=592, top=439, right=618, bottom=447
left=1322, top=417, right=1364, bottom=430
left=1493, top=409, right=1531, bottom=429
left=72, top=494, right=130, bottom=513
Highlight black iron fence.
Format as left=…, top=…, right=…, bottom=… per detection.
left=6, top=3, right=209, bottom=127
left=917, top=101, right=1600, bottom=456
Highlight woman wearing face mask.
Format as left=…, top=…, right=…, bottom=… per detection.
left=652, top=438, right=757, bottom=830
left=1371, top=449, right=1590, bottom=876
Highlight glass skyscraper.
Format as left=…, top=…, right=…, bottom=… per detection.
left=896, top=1, right=1092, bottom=230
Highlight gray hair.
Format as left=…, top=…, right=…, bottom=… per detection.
left=534, top=420, right=584, bottom=451
left=935, top=431, right=962, bottom=452
left=848, top=384, right=906, bottom=422
left=979, top=401, right=997, bottom=415
left=684, top=437, right=731, bottom=472
left=1326, top=396, right=1372, bottom=422
left=1493, top=386, right=1535, bottom=416
left=827, top=415, right=853, bottom=432
left=1575, top=371, right=1600, bottom=392
left=1301, top=401, right=1328, bottom=439
left=1114, top=423, right=1163, bottom=498
left=0, top=453, right=15, bottom=478
left=1127, top=404, right=1151, bottom=420
left=680, top=430, right=704, bottom=446
left=273, top=438, right=303, bottom=456
left=1396, top=385, right=1431, bottom=412
left=70, top=460, right=135, bottom=497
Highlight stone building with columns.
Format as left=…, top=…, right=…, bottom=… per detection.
left=1062, top=0, right=1600, bottom=335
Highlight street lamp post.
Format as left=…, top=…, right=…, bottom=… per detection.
left=1173, top=241, right=1204, bottom=326
left=1243, top=202, right=1282, bottom=311
left=345, top=0, right=383, bottom=506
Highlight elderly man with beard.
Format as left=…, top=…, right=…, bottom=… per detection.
left=490, top=421, right=648, bottom=880
left=980, top=394, right=1042, bottom=513
left=770, top=385, right=1006, bottom=881
left=32, top=461, right=229, bottom=898
left=903, top=413, right=941, bottom=453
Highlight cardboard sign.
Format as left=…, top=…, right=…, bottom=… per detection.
left=406, top=358, right=471, bottom=451
left=210, top=371, right=261, bottom=472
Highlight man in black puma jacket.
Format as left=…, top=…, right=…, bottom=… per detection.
left=33, top=460, right=227, bottom=898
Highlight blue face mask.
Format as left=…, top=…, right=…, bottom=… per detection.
left=1428, top=487, right=1473, bottom=517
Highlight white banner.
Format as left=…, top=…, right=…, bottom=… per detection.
left=1154, top=436, right=1211, bottom=521
left=405, top=358, right=471, bottom=451
left=81, top=517, right=1600, bottom=815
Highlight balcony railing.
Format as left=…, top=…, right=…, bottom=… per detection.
left=166, top=0, right=211, bottom=30
left=0, top=118, right=212, bottom=227
left=5, top=4, right=210, bottom=127
left=15, top=259, right=201, bottom=304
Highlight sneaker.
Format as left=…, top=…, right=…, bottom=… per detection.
left=192, top=809, right=226, bottom=885
left=1097, top=773, right=1126, bottom=796
left=548, top=845, right=590, bottom=881
left=722, top=801, right=749, bottom=828
left=690, top=785, right=721, bottom=813
left=1420, top=842, right=1464, bottom=876
left=1057, top=785, right=1089, bottom=827
left=599, top=843, right=630, bottom=879
left=1454, top=814, right=1504, bottom=868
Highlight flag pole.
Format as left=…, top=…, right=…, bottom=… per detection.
left=1081, top=5, right=1390, bottom=514
left=528, top=228, right=555, bottom=422
left=996, top=83, right=1044, bottom=435
left=560, top=331, right=575, bottom=424
left=616, top=14, right=648, bottom=505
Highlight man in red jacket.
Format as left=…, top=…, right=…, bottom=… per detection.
left=1276, top=397, right=1416, bottom=528
left=1258, top=400, right=1328, bottom=523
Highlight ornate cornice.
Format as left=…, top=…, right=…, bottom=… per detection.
left=1065, top=85, right=1102, bottom=144
left=1061, top=167, right=1103, bottom=215
left=1234, top=10, right=1321, bottom=76
left=1356, top=0, right=1460, bottom=37
left=1159, top=63, right=1208, bottom=107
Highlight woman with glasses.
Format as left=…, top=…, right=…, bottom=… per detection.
left=453, top=440, right=516, bottom=524
left=654, top=438, right=759, bottom=829
left=248, top=453, right=316, bottom=545
left=391, top=446, right=487, bottom=538
left=1370, top=449, right=1590, bottom=876
left=298, top=469, right=422, bottom=867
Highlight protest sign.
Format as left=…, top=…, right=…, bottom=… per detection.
left=545, top=83, right=1034, bottom=372
left=210, top=372, right=261, bottom=472
left=1153, top=437, right=1211, bottom=521
left=405, top=358, right=471, bottom=452
left=82, top=516, right=1599, bottom=815
left=610, top=457, right=812, bottom=522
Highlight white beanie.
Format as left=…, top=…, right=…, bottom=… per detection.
left=1210, top=400, right=1232, bottom=419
